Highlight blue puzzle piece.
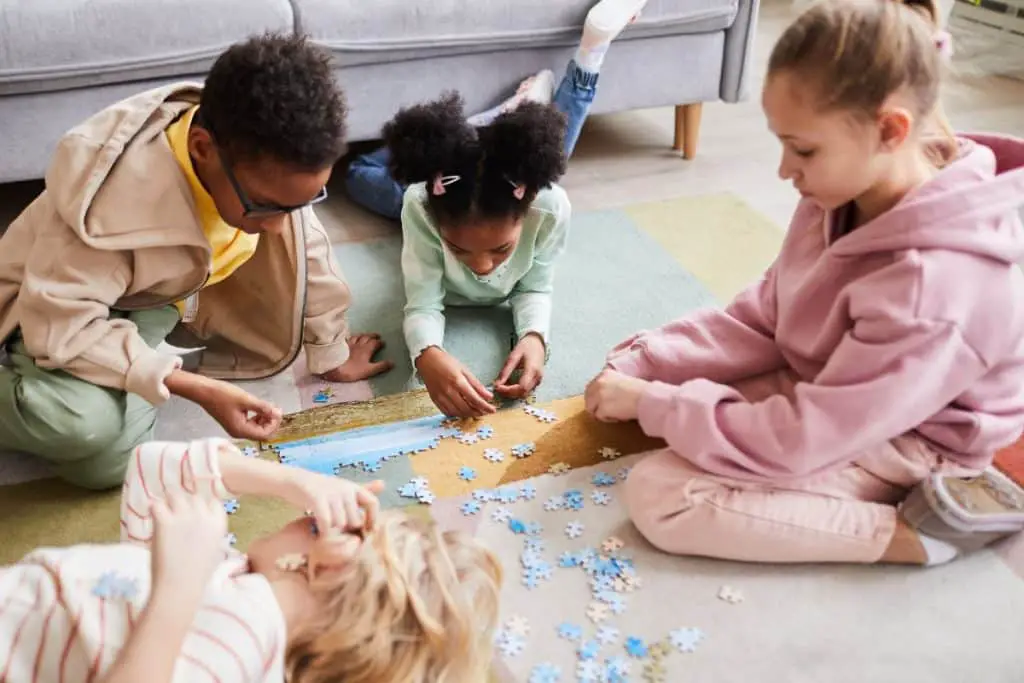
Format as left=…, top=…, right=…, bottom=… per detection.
left=558, top=622, right=583, bottom=641
left=92, top=571, right=138, bottom=601
left=509, top=519, right=527, bottom=534
left=578, top=640, right=601, bottom=660
left=529, top=663, right=562, bottom=683
left=592, top=472, right=617, bottom=487
left=524, top=538, right=545, bottom=553
left=559, top=551, right=580, bottom=568
left=461, top=500, right=481, bottom=516
left=473, top=489, right=495, bottom=503
left=458, top=466, right=477, bottom=481
left=521, top=552, right=543, bottom=569
left=625, top=637, right=648, bottom=658
left=497, top=486, right=521, bottom=503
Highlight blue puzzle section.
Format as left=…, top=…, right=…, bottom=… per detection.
left=273, top=414, right=448, bottom=476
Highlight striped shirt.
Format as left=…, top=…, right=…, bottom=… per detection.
left=0, top=440, right=286, bottom=683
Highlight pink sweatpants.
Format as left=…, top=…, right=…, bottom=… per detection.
left=623, top=369, right=975, bottom=564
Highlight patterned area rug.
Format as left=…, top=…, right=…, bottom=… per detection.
left=3, top=192, right=1024, bottom=682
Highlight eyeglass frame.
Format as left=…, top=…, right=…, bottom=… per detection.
left=217, top=147, right=329, bottom=218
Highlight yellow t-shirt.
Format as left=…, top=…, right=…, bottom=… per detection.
left=166, top=106, right=259, bottom=316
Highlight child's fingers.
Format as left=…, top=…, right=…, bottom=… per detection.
left=519, top=367, right=541, bottom=392
left=454, top=380, right=493, bottom=416
left=313, top=499, right=334, bottom=534
left=465, top=371, right=494, bottom=401
left=495, top=350, right=522, bottom=386
left=357, top=488, right=380, bottom=530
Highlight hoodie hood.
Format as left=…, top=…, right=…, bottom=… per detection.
left=43, top=82, right=208, bottom=251
left=830, top=134, right=1024, bottom=263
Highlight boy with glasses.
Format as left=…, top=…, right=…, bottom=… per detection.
left=0, top=33, right=391, bottom=490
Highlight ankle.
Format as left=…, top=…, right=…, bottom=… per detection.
left=879, top=518, right=929, bottom=565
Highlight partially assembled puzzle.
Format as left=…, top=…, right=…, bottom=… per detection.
left=232, top=390, right=743, bottom=682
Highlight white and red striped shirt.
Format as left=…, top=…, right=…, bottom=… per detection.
left=0, top=440, right=286, bottom=683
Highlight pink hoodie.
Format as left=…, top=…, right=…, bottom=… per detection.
left=609, top=134, right=1024, bottom=481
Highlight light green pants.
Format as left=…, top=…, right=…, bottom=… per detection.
left=0, top=307, right=179, bottom=490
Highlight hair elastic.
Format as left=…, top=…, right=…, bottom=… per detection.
left=505, top=176, right=527, bottom=200
left=934, top=30, right=954, bottom=61
left=431, top=174, right=461, bottom=196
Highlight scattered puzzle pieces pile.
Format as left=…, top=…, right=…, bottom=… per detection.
left=397, top=477, right=435, bottom=505
left=457, top=456, right=730, bottom=681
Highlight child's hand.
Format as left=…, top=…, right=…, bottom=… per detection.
left=417, top=347, right=496, bottom=417
left=494, top=334, right=546, bottom=399
left=585, top=369, right=649, bottom=422
left=199, top=379, right=283, bottom=440
left=283, top=470, right=384, bottom=534
left=150, top=489, right=228, bottom=600
left=321, top=334, right=394, bottom=382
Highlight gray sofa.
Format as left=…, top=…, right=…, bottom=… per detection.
left=0, top=0, right=760, bottom=184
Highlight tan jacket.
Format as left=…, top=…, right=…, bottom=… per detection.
left=0, top=84, right=352, bottom=406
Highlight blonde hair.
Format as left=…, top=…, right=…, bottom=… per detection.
left=768, top=0, right=956, bottom=164
left=285, top=511, right=502, bottom=683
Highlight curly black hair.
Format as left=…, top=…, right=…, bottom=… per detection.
left=199, top=32, right=346, bottom=170
left=382, top=91, right=567, bottom=228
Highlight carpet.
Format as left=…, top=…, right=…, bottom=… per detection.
left=4, top=192, right=1024, bottom=682
left=0, top=191, right=779, bottom=558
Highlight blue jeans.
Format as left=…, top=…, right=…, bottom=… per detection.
left=345, top=59, right=599, bottom=220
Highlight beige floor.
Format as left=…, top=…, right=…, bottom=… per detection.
left=2, top=1, right=1023, bottom=232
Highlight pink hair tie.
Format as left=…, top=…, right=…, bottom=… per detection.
left=935, top=30, right=954, bottom=61
left=431, top=174, right=461, bottom=196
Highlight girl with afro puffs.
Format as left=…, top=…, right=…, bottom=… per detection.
left=346, top=0, right=649, bottom=417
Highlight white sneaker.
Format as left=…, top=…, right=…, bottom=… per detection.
left=583, top=0, right=650, bottom=47
left=521, top=69, right=555, bottom=106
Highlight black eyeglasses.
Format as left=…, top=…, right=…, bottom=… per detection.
left=218, top=148, right=328, bottom=218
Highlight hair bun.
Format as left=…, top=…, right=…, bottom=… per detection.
left=480, top=101, right=568, bottom=191
left=381, top=92, right=479, bottom=185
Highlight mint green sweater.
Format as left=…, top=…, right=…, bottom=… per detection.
left=400, top=182, right=571, bottom=362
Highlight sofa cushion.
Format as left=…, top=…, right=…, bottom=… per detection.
left=0, top=0, right=294, bottom=96
left=294, top=0, right=738, bottom=66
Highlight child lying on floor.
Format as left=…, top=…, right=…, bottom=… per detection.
left=0, top=440, right=501, bottom=683
left=586, top=0, right=1024, bottom=566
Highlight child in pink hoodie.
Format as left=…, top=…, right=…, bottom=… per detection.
left=586, top=0, right=1024, bottom=566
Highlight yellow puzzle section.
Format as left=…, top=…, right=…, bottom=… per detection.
left=404, top=396, right=665, bottom=499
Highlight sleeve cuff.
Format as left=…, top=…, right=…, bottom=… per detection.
left=606, top=349, right=650, bottom=379
left=125, top=351, right=183, bottom=406
left=305, top=338, right=352, bottom=375
left=636, top=380, right=678, bottom=437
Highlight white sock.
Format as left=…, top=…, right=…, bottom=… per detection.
left=575, top=0, right=648, bottom=72
left=575, top=43, right=610, bottom=72
left=917, top=533, right=960, bottom=566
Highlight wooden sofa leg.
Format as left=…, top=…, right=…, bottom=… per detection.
left=673, top=103, right=703, bottom=160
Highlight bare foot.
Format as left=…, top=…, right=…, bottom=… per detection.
left=319, top=334, right=393, bottom=382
